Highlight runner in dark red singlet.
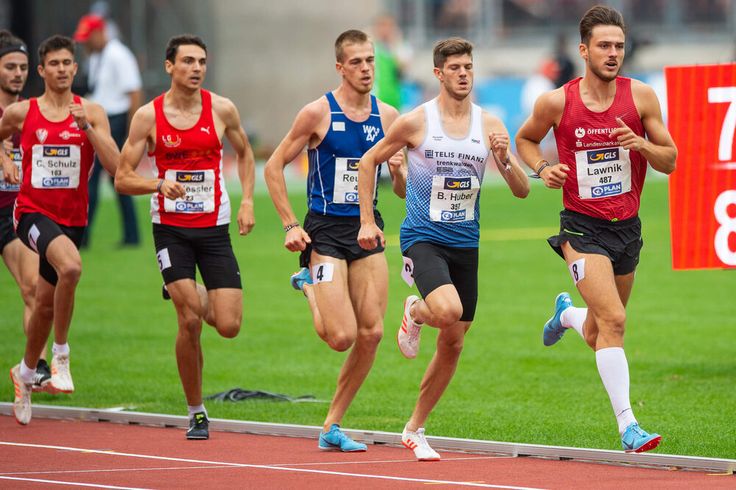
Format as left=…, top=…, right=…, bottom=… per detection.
left=516, top=5, right=677, bottom=453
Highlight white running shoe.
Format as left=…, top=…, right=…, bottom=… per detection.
left=50, top=354, right=74, bottom=394
left=401, top=425, right=440, bottom=461
left=10, top=365, right=32, bottom=425
left=398, top=295, right=422, bottom=359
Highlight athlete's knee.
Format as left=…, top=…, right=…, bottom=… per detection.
left=33, top=301, right=54, bottom=323
left=19, top=281, right=36, bottom=307
left=431, top=303, right=463, bottom=329
left=438, top=334, right=465, bottom=358
left=596, top=308, right=626, bottom=337
left=178, top=310, right=203, bottom=337
left=326, top=331, right=356, bottom=352
left=56, top=260, right=82, bottom=284
left=215, top=320, right=241, bottom=339
left=356, top=324, right=383, bottom=350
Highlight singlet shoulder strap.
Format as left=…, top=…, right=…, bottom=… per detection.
left=370, top=94, right=379, bottom=116
left=325, top=92, right=342, bottom=113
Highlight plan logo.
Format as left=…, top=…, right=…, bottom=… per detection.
left=175, top=201, right=205, bottom=212
left=592, top=182, right=622, bottom=197
left=441, top=210, right=466, bottom=222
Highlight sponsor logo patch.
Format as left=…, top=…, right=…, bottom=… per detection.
left=586, top=148, right=619, bottom=164
left=443, top=177, right=472, bottom=190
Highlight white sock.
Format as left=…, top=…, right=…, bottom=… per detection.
left=19, top=359, right=36, bottom=384
left=596, top=347, right=637, bottom=434
left=52, top=343, right=70, bottom=356
left=561, top=306, right=587, bottom=338
left=188, top=405, right=207, bottom=418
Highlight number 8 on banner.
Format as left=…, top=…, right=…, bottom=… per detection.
left=714, top=190, right=736, bottom=265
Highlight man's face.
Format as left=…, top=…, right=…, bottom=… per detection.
left=336, top=42, right=375, bottom=95
left=85, top=29, right=107, bottom=53
left=581, top=25, right=625, bottom=82
left=166, top=45, right=207, bottom=90
left=0, top=52, right=29, bottom=96
left=435, top=53, right=473, bottom=100
left=38, top=49, right=77, bottom=91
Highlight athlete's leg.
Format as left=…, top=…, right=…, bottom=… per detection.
left=410, top=284, right=464, bottom=329
left=302, top=283, right=326, bottom=340
left=615, top=272, right=635, bottom=307
left=22, top=275, right=54, bottom=370
left=322, top=252, right=387, bottom=429
left=3, top=238, right=39, bottom=341
left=166, top=278, right=205, bottom=406
left=406, top=321, right=470, bottom=431
left=205, top=287, right=242, bottom=338
left=43, top=234, right=82, bottom=345
left=310, top=252, right=358, bottom=352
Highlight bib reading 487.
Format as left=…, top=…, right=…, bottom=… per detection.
left=575, top=146, right=631, bottom=199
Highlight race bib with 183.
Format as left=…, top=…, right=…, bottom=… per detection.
left=429, top=175, right=480, bottom=222
left=31, top=144, right=81, bottom=189
left=575, top=146, right=631, bottom=199
left=163, top=169, right=215, bottom=213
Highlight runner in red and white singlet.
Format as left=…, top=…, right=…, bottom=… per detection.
left=148, top=88, right=230, bottom=228
left=115, top=35, right=255, bottom=440
left=13, top=95, right=96, bottom=227
left=0, top=35, right=119, bottom=426
left=554, top=76, right=646, bottom=222
left=516, top=6, right=677, bottom=453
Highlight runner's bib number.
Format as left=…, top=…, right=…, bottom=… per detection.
left=163, top=169, right=215, bottom=213
left=429, top=175, right=480, bottom=222
left=575, top=146, right=631, bottom=199
left=0, top=149, right=21, bottom=192
left=31, top=144, right=81, bottom=189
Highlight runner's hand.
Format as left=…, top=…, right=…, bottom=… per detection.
left=388, top=150, right=404, bottom=173
left=285, top=226, right=311, bottom=252
left=0, top=149, right=18, bottom=184
left=489, top=131, right=509, bottom=163
left=237, top=202, right=255, bottom=236
left=539, top=163, right=569, bottom=189
left=612, top=117, right=645, bottom=151
left=159, top=179, right=186, bottom=199
left=69, top=103, right=90, bottom=131
left=358, top=222, right=385, bottom=250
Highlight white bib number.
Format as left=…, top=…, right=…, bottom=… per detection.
left=163, top=169, right=215, bottom=213
left=575, top=146, right=631, bottom=199
left=31, top=144, right=81, bottom=189
left=332, top=157, right=378, bottom=205
left=429, top=175, right=480, bottom=222
left=0, top=149, right=22, bottom=192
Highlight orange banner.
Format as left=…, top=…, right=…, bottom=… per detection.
left=665, top=63, right=736, bottom=270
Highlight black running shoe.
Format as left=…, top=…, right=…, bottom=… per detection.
left=186, top=412, right=209, bottom=440
left=162, top=284, right=171, bottom=300
left=32, top=359, right=52, bottom=393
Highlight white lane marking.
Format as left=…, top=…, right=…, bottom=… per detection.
left=0, top=441, right=546, bottom=490
left=0, top=476, right=150, bottom=489
left=271, top=455, right=515, bottom=467
left=0, top=465, right=234, bottom=476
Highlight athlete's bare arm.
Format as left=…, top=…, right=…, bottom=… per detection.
left=114, top=103, right=185, bottom=199
left=483, top=113, right=529, bottom=198
left=357, top=107, right=424, bottom=250
left=377, top=101, right=407, bottom=198
left=0, top=100, right=29, bottom=184
left=75, top=99, right=120, bottom=176
left=516, top=87, right=570, bottom=189
left=214, top=95, right=255, bottom=236
left=264, top=97, right=329, bottom=252
left=612, top=80, right=677, bottom=175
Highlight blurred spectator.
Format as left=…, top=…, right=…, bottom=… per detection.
left=521, top=59, right=558, bottom=116
left=372, top=13, right=413, bottom=110
left=74, top=14, right=142, bottom=248
left=434, top=0, right=478, bottom=31
left=553, top=32, right=575, bottom=87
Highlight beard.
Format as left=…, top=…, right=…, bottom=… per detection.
left=0, top=83, right=21, bottom=96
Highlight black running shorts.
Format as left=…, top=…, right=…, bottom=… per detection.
left=15, top=212, right=85, bottom=285
left=299, top=210, right=384, bottom=268
left=0, top=206, right=17, bottom=253
left=548, top=209, right=643, bottom=275
left=153, top=223, right=241, bottom=290
left=404, top=241, right=479, bottom=322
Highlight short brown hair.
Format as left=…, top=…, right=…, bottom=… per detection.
left=579, top=5, right=626, bottom=45
left=433, top=37, right=473, bottom=68
left=166, top=34, right=207, bottom=63
left=38, top=35, right=74, bottom=65
left=334, top=29, right=370, bottom=62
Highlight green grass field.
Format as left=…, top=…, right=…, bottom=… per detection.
left=1, top=176, right=734, bottom=459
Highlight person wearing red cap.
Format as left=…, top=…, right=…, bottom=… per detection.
left=74, top=14, right=142, bottom=249
left=2, top=35, right=120, bottom=425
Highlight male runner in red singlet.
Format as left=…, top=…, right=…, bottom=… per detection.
left=516, top=5, right=677, bottom=453
left=2, top=35, right=120, bottom=425
left=115, top=35, right=255, bottom=440
left=0, top=30, right=53, bottom=391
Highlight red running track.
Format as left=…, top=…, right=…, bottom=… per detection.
left=0, top=416, right=733, bottom=489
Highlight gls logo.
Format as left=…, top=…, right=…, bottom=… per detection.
left=363, top=125, right=380, bottom=142
left=43, top=146, right=70, bottom=157
left=444, top=177, right=471, bottom=190
left=587, top=148, right=619, bottom=164
left=346, top=158, right=360, bottom=171
left=176, top=171, right=205, bottom=183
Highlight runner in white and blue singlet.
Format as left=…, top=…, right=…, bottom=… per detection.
left=264, top=29, right=405, bottom=453
left=357, top=38, right=529, bottom=461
